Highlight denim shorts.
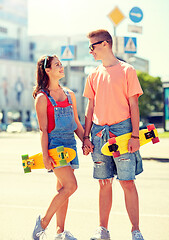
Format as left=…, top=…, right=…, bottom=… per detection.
left=91, top=119, right=143, bottom=180
left=53, top=158, right=78, bottom=170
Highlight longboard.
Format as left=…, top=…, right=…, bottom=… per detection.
left=101, top=124, right=159, bottom=158
left=21, top=146, right=76, bottom=173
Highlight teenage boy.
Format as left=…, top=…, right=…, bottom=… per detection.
left=83, top=29, right=144, bottom=240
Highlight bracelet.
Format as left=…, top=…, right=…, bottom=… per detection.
left=83, top=136, right=90, bottom=140
left=131, top=135, right=139, bottom=139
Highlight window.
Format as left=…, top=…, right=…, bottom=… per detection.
left=0, top=26, right=7, bottom=34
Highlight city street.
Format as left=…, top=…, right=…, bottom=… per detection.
left=0, top=132, right=169, bottom=240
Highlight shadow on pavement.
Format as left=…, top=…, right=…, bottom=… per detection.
left=143, top=157, right=169, bottom=163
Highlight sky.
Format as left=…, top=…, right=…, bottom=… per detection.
left=27, top=0, right=169, bottom=80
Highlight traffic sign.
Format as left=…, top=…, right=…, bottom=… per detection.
left=128, top=25, right=142, bottom=34
left=129, top=7, right=143, bottom=23
left=124, top=37, right=137, bottom=54
left=108, top=6, right=125, bottom=27
left=61, top=45, right=75, bottom=61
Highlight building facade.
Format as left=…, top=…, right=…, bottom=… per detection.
left=0, top=0, right=36, bottom=126
left=0, top=0, right=149, bottom=126
left=0, top=0, right=29, bottom=61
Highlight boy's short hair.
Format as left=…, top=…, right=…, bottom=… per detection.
left=87, top=29, right=113, bottom=48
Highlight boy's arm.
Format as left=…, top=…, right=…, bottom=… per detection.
left=128, top=95, right=140, bottom=153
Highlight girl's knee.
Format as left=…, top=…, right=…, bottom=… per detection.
left=71, top=181, right=78, bottom=193
left=66, top=181, right=78, bottom=196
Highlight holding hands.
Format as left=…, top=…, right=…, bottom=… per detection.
left=82, top=137, right=94, bottom=155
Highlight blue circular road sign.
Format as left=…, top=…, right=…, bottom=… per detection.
left=129, top=7, right=143, bottom=23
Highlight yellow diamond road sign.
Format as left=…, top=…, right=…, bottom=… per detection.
left=108, top=6, right=125, bottom=27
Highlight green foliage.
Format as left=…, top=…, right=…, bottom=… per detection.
left=137, top=71, right=163, bottom=118
left=158, top=131, right=169, bottom=138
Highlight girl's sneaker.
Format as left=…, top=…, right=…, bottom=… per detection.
left=90, top=226, right=111, bottom=240
left=55, top=230, right=77, bottom=240
left=32, top=215, right=46, bottom=240
left=132, top=230, right=144, bottom=240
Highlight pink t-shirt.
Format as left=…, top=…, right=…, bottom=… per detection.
left=83, top=61, right=143, bottom=126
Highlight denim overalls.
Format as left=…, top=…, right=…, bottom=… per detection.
left=41, top=88, right=79, bottom=169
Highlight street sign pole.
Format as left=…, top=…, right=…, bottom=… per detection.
left=60, top=38, right=75, bottom=87
left=67, top=37, right=71, bottom=87
left=113, top=26, right=117, bottom=55
left=108, top=6, right=125, bottom=56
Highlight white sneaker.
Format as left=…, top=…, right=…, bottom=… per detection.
left=32, top=216, right=46, bottom=240
left=90, top=226, right=111, bottom=240
left=55, top=230, right=77, bottom=240
left=132, top=230, right=144, bottom=240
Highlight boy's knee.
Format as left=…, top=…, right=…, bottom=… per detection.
left=99, top=178, right=113, bottom=188
left=120, top=180, right=135, bottom=191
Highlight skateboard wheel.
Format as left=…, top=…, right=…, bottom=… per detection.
left=24, top=167, right=31, bottom=173
left=21, top=154, right=29, bottom=160
left=152, top=137, right=160, bottom=144
left=147, top=124, right=155, bottom=131
left=113, top=151, right=120, bottom=158
left=108, top=137, right=116, bottom=144
left=59, top=159, right=67, bottom=166
left=57, top=146, right=64, bottom=152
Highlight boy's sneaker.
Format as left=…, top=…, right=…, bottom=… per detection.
left=55, top=230, right=77, bottom=240
left=90, top=226, right=111, bottom=240
left=32, top=215, right=46, bottom=240
left=132, top=230, right=144, bottom=240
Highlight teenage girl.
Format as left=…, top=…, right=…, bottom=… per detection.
left=32, top=55, right=84, bottom=240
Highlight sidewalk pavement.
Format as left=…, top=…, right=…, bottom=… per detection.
left=0, top=132, right=169, bottom=240
left=140, top=137, right=169, bottom=161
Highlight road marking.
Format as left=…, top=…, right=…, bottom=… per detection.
left=0, top=204, right=169, bottom=219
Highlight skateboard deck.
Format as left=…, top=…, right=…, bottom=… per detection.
left=21, top=146, right=76, bottom=173
left=101, top=124, right=159, bottom=158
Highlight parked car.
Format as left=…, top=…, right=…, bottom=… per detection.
left=24, top=121, right=39, bottom=131
left=139, top=121, right=151, bottom=130
left=6, top=122, right=26, bottom=133
left=0, top=123, right=8, bottom=132
left=24, top=121, right=33, bottom=131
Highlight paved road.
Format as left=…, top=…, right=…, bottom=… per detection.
left=0, top=132, right=169, bottom=240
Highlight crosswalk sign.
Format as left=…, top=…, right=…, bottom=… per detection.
left=61, top=45, right=75, bottom=61
left=124, top=37, right=137, bottom=54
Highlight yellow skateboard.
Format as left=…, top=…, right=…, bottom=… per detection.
left=21, top=146, right=76, bottom=173
left=101, top=124, right=159, bottom=158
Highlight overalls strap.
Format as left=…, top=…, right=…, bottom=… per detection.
left=40, top=88, right=73, bottom=106
left=40, top=90, right=57, bottom=107
left=62, top=88, right=73, bottom=104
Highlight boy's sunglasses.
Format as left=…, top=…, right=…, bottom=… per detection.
left=89, top=40, right=105, bottom=51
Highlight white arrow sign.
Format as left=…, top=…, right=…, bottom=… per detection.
left=130, top=12, right=142, bottom=18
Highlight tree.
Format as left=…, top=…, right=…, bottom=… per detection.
left=137, top=71, right=163, bottom=119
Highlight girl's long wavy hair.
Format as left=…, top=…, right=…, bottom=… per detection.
left=33, top=55, right=57, bottom=99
